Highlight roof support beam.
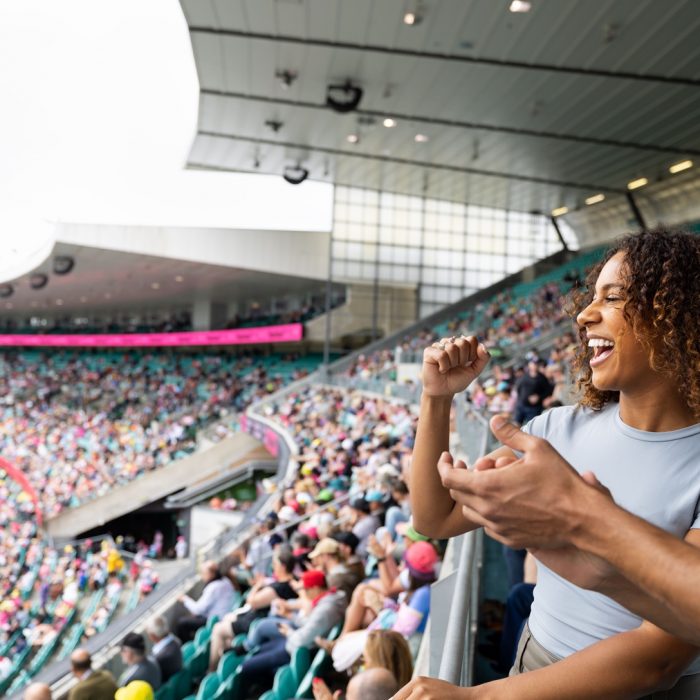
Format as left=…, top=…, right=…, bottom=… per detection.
left=194, top=130, right=626, bottom=194
left=200, top=89, right=700, bottom=157
left=189, top=27, right=700, bottom=87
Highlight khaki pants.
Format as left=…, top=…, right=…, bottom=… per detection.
left=510, top=621, right=700, bottom=699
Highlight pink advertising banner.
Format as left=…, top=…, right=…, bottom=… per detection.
left=0, top=457, right=43, bottom=526
left=0, top=324, right=304, bottom=348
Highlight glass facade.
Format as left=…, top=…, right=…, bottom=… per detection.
left=332, top=186, right=577, bottom=318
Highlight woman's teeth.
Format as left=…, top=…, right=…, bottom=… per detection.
left=587, top=339, right=614, bottom=348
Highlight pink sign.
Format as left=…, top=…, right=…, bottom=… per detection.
left=0, top=324, right=304, bottom=348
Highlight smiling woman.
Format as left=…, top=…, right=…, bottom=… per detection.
left=569, top=228, right=700, bottom=421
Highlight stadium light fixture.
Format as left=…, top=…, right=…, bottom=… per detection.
left=29, top=273, right=48, bottom=290
left=383, top=118, right=397, bottom=128
left=283, top=164, right=309, bottom=185
left=0, top=284, right=14, bottom=298
left=53, top=255, right=75, bottom=275
left=403, top=12, right=421, bottom=25
left=346, top=134, right=360, bottom=144
left=585, top=193, right=605, bottom=206
left=627, top=177, right=648, bottom=190
left=326, top=81, right=363, bottom=113
left=56, top=299, right=64, bottom=306
left=414, top=133, right=429, bottom=143
left=509, top=1, right=532, bottom=12
left=175, top=275, right=184, bottom=282
left=669, top=159, right=693, bottom=174
left=151, top=282, right=160, bottom=290
left=551, top=206, right=568, bottom=217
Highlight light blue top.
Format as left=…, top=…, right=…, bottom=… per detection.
left=523, top=404, right=700, bottom=672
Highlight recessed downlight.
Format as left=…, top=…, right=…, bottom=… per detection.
left=509, top=0, right=532, bottom=12
left=627, top=177, right=648, bottom=190
left=585, top=194, right=605, bottom=206
left=383, top=118, right=397, bottom=128
left=669, top=160, right=692, bottom=174
left=414, top=133, right=429, bottom=143
left=346, top=134, right=359, bottom=144
left=151, top=282, right=160, bottom=290
left=551, top=206, right=568, bottom=217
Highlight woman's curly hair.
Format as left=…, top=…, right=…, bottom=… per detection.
left=567, top=227, right=700, bottom=418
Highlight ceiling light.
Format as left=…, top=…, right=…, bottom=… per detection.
left=346, top=134, right=360, bottom=144
left=53, top=255, right=75, bottom=275
left=383, top=118, right=397, bottom=128
left=80, top=296, right=87, bottom=303
left=275, top=69, right=298, bottom=89
left=104, top=292, right=112, bottom=299
left=585, top=194, right=606, bottom=206
left=151, top=282, right=160, bottom=290
left=403, top=12, right=422, bottom=25
left=0, top=285, right=14, bottom=299
left=669, top=159, right=693, bottom=174
left=283, top=164, right=309, bottom=185
left=175, top=275, right=184, bottom=282
left=326, top=81, right=363, bottom=113
left=414, top=133, right=429, bottom=143
left=627, top=177, right=648, bottom=190
left=509, top=0, right=532, bottom=12
left=29, top=273, right=48, bottom=290
left=56, top=299, right=64, bottom=306
left=5, top=302, right=12, bottom=310
left=551, top=206, right=568, bottom=217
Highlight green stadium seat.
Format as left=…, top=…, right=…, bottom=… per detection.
left=272, top=665, right=296, bottom=700
left=217, top=650, right=242, bottom=681
left=182, top=641, right=196, bottom=662
left=172, top=667, right=193, bottom=700
left=290, top=646, right=310, bottom=688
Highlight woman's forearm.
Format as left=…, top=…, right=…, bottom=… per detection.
left=478, top=624, right=697, bottom=700
left=410, top=394, right=460, bottom=539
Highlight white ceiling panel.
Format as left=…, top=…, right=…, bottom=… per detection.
left=179, top=0, right=700, bottom=219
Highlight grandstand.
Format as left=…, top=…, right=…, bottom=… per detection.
left=2, top=1, right=700, bottom=699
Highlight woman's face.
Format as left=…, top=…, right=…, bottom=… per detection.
left=576, top=252, right=657, bottom=394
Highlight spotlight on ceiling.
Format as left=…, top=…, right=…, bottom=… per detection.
left=627, top=177, right=648, bottom=190
left=346, top=134, right=360, bottom=144
left=669, top=159, right=693, bottom=174
left=326, top=81, right=363, bottom=113
left=275, top=69, right=298, bottom=89
left=0, top=284, right=13, bottom=299
left=29, top=273, right=48, bottom=290
left=283, top=164, right=309, bottom=185
left=53, top=255, right=75, bottom=275
left=509, top=0, right=532, bottom=12
left=403, top=11, right=423, bottom=25
left=551, top=206, right=569, bottom=217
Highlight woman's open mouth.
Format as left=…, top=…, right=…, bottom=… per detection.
left=588, top=338, right=614, bottom=367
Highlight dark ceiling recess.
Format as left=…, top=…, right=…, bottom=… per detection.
left=29, top=273, right=48, bottom=290
left=53, top=256, right=75, bottom=275
left=0, top=284, right=14, bottom=299
left=326, top=81, right=363, bottom=113
left=283, top=164, right=309, bottom=185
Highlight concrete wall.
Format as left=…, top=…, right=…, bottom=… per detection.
left=190, top=506, right=244, bottom=551
left=305, top=282, right=417, bottom=346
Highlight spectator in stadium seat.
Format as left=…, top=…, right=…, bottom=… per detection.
left=23, top=683, right=52, bottom=700
left=145, top=616, right=182, bottom=683
left=117, top=632, right=162, bottom=690
left=408, top=229, right=700, bottom=698
left=330, top=531, right=365, bottom=583
left=237, top=570, right=347, bottom=696
left=67, top=649, right=117, bottom=700
left=313, top=667, right=399, bottom=700
left=175, top=560, right=235, bottom=642
left=114, top=680, right=155, bottom=700
left=513, top=356, right=552, bottom=426
left=346, top=496, right=380, bottom=558
left=308, top=537, right=362, bottom=599
left=208, top=549, right=298, bottom=671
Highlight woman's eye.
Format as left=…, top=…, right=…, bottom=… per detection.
left=605, top=296, right=622, bottom=302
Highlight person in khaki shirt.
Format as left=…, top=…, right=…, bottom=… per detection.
left=67, top=649, right=117, bottom=700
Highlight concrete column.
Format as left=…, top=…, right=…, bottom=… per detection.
left=192, top=300, right=228, bottom=330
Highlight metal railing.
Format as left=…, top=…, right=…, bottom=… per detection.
left=418, top=406, right=489, bottom=687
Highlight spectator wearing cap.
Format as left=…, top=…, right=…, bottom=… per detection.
left=238, top=570, right=347, bottom=696
left=513, top=356, right=552, bottom=426
left=331, top=531, right=365, bottom=584
left=346, top=496, right=380, bottom=558
left=117, top=632, right=161, bottom=690
left=114, top=680, right=154, bottom=700
left=67, top=648, right=117, bottom=700
left=175, top=560, right=235, bottom=642
left=308, top=537, right=362, bottom=599
left=145, top=616, right=182, bottom=683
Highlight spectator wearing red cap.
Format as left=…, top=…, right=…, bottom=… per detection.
left=237, top=569, right=347, bottom=697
